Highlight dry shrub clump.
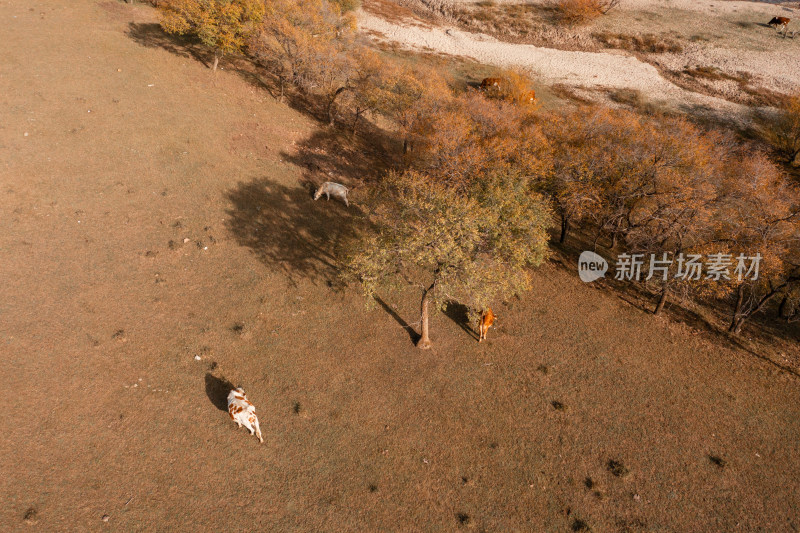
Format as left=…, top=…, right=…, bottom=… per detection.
left=554, top=0, right=619, bottom=25
left=593, top=31, right=683, bottom=53
left=480, top=69, right=538, bottom=106
left=757, top=93, right=800, bottom=165
left=396, top=0, right=459, bottom=22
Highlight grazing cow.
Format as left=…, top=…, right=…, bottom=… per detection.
left=314, top=181, right=350, bottom=207
left=524, top=90, right=536, bottom=104
left=227, top=388, right=263, bottom=443
left=480, top=78, right=535, bottom=104
left=478, top=308, right=497, bottom=342
left=768, top=16, right=791, bottom=35
left=480, top=77, right=506, bottom=90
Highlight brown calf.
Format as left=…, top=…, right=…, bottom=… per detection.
left=480, top=77, right=505, bottom=90
left=524, top=89, right=536, bottom=104
left=478, top=308, right=496, bottom=342
left=768, top=16, right=791, bottom=36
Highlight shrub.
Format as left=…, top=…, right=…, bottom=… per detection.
left=757, top=93, right=800, bottom=165
left=593, top=31, right=683, bottom=54
left=331, top=0, right=361, bottom=12
left=554, top=0, right=619, bottom=25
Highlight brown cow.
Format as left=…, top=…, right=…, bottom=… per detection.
left=480, top=78, right=536, bottom=105
left=524, top=90, right=536, bottom=105
left=478, top=308, right=496, bottom=342
left=480, top=77, right=505, bottom=90
left=768, top=16, right=791, bottom=36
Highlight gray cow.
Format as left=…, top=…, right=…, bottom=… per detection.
left=314, top=182, right=350, bottom=207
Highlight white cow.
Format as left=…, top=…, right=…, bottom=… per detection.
left=314, top=182, right=350, bottom=207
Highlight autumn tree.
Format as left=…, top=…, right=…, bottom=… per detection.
left=339, top=48, right=398, bottom=134
left=757, top=92, right=800, bottom=165
left=707, top=152, right=800, bottom=334
left=542, top=107, right=738, bottom=314
left=160, top=0, right=266, bottom=72
left=540, top=106, right=627, bottom=244
left=480, top=69, right=537, bottom=107
left=250, top=0, right=355, bottom=99
left=617, top=115, right=727, bottom=314
left=410, top=92, right=551, bottom=190
left=373, top=63, right=452, bottom=154
left=343, top=170, right=552, bottom=349
left=389, top=65, right=451, bottom=155
left=555, top=0, right=620, bottom=25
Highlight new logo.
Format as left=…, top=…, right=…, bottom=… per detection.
left=578, top=251, right=608, bottom=283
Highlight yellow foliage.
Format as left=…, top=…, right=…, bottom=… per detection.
left=160, top=0, right=266, bottom=63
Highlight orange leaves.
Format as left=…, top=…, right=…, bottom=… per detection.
left=409, top=91, right=549, bottom=190
left=758, top=92, right=800, bottom=165
left=479, top=69, right=537, bottom=107
left=160, top=0, right=266, bottom=57
left=554, top=0, right=619, bottom=25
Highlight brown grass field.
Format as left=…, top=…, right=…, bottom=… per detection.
left=2, top=1, right=799, bottom=531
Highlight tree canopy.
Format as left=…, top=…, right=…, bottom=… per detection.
left=343, top=170, right=552, bottom=349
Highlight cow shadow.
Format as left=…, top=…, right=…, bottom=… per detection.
left=205, top=373, right=235, bottom=412
left=443, top=301, right=479, bottom=340
left=225, top=177, right=360, bottom=288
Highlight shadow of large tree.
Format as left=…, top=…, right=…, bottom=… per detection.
left=279, top=115, right=398, bottom=185
left=225, top=178, right=359, bottom=287
left=127, top=22, right=213, bottom=68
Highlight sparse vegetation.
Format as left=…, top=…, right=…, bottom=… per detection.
left=677, top=66, right=789, bottom=108
left=7, top=2, right=800, bottom=531
left=593, top=31, right=683, bottom=53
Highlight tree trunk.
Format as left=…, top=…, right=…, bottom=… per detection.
left=352, top=110, right=363, bottom=136
left=403, top=138, right=412, bottom=154
left=728, top=285, right=745, bottom=334
left=327, top=100, right=336, bottom=126
left=791, top=148, right=800, bottom=167
left=592, top=230, right=602, bottom=250
left=559, top=215, right=569, bottom=244
left=654, top=281, right=669, bottom=315
left=212, top=52, right=220, bottom=73
left=778, top=294, right=796, bottom=320
left=417, top=283, right=435, bottom=350
left=328, top=87, right=346, bottom=127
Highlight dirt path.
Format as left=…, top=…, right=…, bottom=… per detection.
left=358, top=9, right=759, bottom=120
left=2, top=1, right=800, bottom=531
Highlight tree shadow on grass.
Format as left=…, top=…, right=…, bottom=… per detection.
left=225, top=177, right=359, bottom=288
left=374, top=296, right=421, bottom=344
left=124, top=23, right=401, bottom=177
left=279, top=118, right=398, bottom=192
left=205, top=373, right=235, bottom=412
left=550, top=235, right=800, bottom=379
left=126, top=22, right=212, bottom=68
